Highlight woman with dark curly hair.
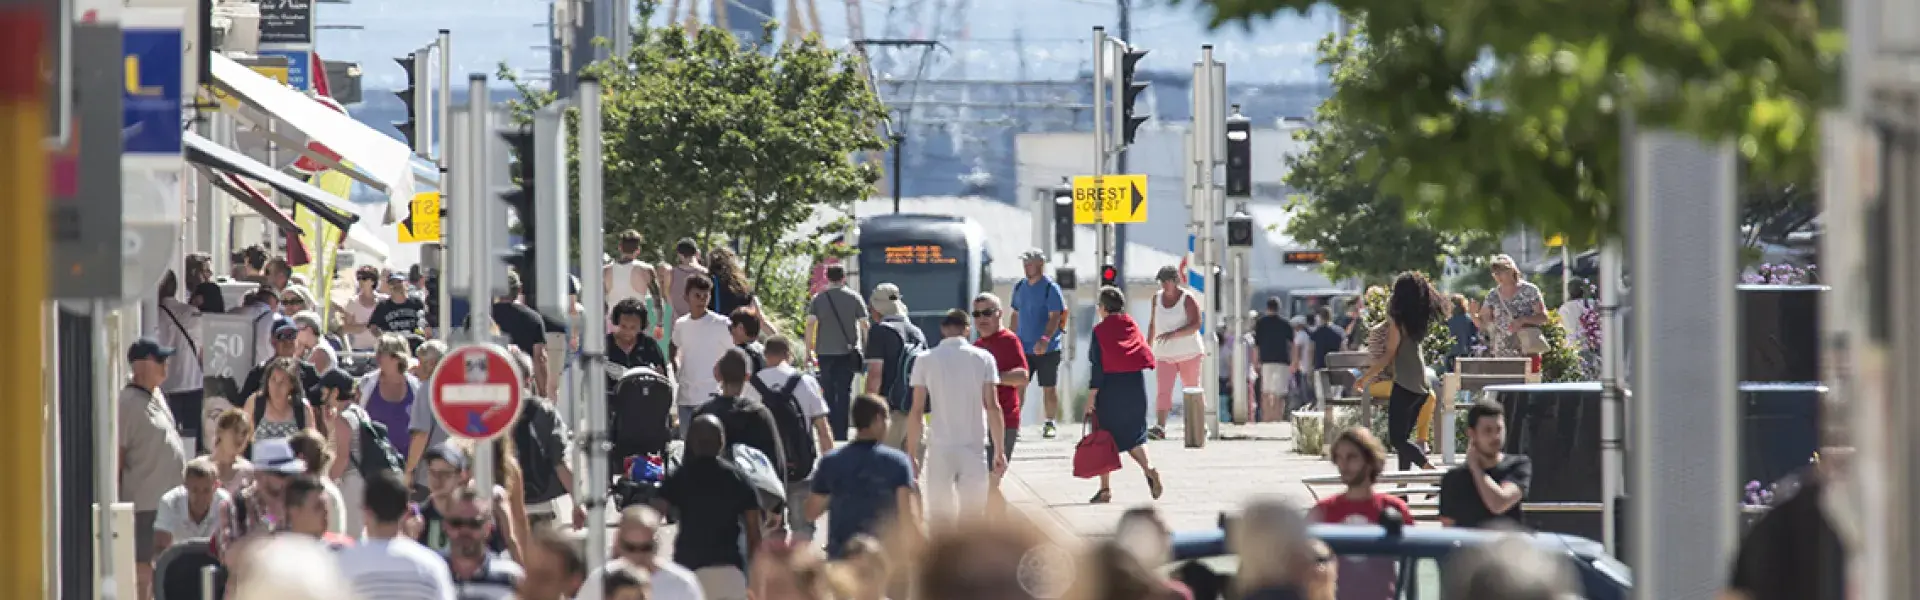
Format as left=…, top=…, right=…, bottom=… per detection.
left=706, top=247, right=781, bottom=338
left=1354, top=272, right=1444, bottom=471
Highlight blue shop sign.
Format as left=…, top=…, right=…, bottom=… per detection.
left=123, top=27, right=185, bottom=156
left=261, top=49, right=312, bottom=91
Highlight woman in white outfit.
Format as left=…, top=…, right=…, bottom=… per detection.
left=1146, top=266, right=1206, bottom=440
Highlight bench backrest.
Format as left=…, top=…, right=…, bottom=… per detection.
left=1457, top=374, right=1534, bottom=392
left=1455, top=357, right=1532, bottom=375
left=1323, top=351, right=1372, bottom=369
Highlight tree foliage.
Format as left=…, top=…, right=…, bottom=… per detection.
left=500, top=17, right=886, bottom=327
left=1283, top=34, right=1501, bottom=284
left=1182, top=0, right=1840, bottom=243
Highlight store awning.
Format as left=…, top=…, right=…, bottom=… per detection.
left=198, top=166, right=304, bottom=235
left=209, top=53, right=415, bottom=224
left=184, top=132, right=361, bottom=232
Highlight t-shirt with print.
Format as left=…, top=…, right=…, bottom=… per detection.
left=1010, top=277, right=1066, bottom=353
left=370, top=297, right=428, bottom=335
left=155, top=486, right=231, bottom=541
left=1311, top=493, right=1412, bottom=600
left=972, top=329, right=1027, bottom=429
left=811, top=440, right=916, bottom=559
left=118, top=385, right=189, bottom=511
left=670, top=311, right=734, bottom=406
left=1438, top=455, right=1534, bottom=528
left=807, top=285, right=867, bottom=356
left=863, top=316, right=925, bottom=412
left=659, top=458, right=760, bottom=570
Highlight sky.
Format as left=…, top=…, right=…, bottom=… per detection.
left=319, top=0, right=1340, bottom=92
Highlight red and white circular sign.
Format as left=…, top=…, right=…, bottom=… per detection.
left=428, top=344, right=526, bottom=442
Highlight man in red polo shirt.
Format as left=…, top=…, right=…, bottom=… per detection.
left=971, top=293, right=1029, bottom=511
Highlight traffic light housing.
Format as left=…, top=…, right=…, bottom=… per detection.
left=500, top=126, right=538, bottom=306
left=1052, top=181, right=1075, bottom=252
left=1119, top=47, right=1150, bottom=145
left=1225, top=107, right=1252, bottom=197
left=1100, top=264, right=1119, bottom=287
left=393, top=53, right=426, bottom=154
left=1226, top=211, right=1255, bottom=248
left=1056, top=266, right=1078, bottom=291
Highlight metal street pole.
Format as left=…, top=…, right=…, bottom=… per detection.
left=1113, top=0, right=1132, bottom=282
left=577, top=75, right=611, bottom=600
left=890, top=133, right=904, bottom=213
left=436, top=29, right=453, bottom=339
left=0, top=6, right=49, bottom=594
left=1627, top=131, right=1738, bottom=600
left=1092, top=27, right=1110, bottom=272
left=1598, top=107, right=1633, bottom=557
left=464, top=74, right=497, bottom=492
left=1193, top=45, right=1223, bottom=436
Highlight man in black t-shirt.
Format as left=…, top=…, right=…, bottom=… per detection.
left=657, top=414, right=762, bottom=598
left=697, top=349, right=787, bottom=479
left=368, top=272, right=427, bottom=335
left=1306, top=307, right=1346, bottom=407
left=468, top=273, right=552, bottom=398
left=1252, top=297, right=1293, bottom=417
left=1438, top=400, right=1532, bottom=528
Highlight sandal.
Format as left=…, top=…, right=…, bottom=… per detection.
left=1148, top=426, right=1167, bottom=440
left=1146, top=469, right=1164, bottom=500
left=1089, top=488, right=1113, bottom=504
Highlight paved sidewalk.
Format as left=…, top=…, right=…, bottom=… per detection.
left=1000, top=421, right=1338, bottom=540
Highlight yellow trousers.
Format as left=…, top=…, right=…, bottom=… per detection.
left=1368, top=381, right=1437, bottom=443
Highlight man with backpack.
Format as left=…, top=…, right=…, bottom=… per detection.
left=315, top=368, right=405, bottom=536
left=745, top=336, right=834, bottom=540
left=861, top=283, right=926, bottom=464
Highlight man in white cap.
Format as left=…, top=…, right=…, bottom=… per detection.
left=1008, top=249, right=1068, bottom=438
left=862, top=283, right=927, bottom=458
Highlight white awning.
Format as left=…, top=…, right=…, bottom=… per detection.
left=210, top=53, right=415, bottom=224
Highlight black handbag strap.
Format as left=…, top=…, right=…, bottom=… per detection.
left=821, top=291, right=857, bottom=348
left=160, top=303, right=200, bottom=358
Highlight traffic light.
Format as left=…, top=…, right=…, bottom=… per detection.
left=1227, top=210, right=1255, bottom=248
left=1225, top=106, right=1252, bottom=197
left=1119, top=46, right=1150, bottom=145
left=1052, top=181, right=1075, bottom=252
left=1100, top=264, right=1119, bottom=287
left=1056, top=266, right=1078, bottom=291
left=393, top=53, right=427, bottom=154
left=499, top=126, right=539, bottom=306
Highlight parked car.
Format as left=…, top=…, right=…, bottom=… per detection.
left=1166, top=520, right=1633, bottom=600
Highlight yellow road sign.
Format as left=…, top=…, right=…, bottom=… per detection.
left=1070, top=174, right=1149, bottom=224
left=206, top=65, right=289, bottom=110
left=398, top=192, right=440, bottom=243
left=1544, top=234, right=1565, bottom=248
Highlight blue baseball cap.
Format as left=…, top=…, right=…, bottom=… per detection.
left=127, top=337, right=176, bottom=363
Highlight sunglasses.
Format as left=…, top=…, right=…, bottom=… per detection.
left=971, top=309, right=998, bottom=317
left=282, top=297, right=305, bottom=305
left=445, top=517, right=486, bottom=530
left=618, top=541, right=656, bottom=554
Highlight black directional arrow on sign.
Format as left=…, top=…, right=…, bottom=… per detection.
left=1130, top=181, right=1146, bottom=217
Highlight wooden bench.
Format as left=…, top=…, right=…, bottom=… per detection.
left=1312, top=352, right=1377, bottom=456
left=1434, top=358, right=1537, bottom=464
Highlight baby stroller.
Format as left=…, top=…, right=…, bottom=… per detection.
left=610, top=365, right=675, bottom=461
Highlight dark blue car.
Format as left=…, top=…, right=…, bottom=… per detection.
left=1168, top=523, right=1633, bottom=600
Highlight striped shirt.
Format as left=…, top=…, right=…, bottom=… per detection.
left=336, top=536, right=457, bottom=600
left=445, top=552, right=523, bottom=600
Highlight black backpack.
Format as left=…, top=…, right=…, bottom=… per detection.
left=750, top=374, right=817, bottom=482
left=878, top=321, right=924, bottom=410
left=348, top=405, right=404, bottom=480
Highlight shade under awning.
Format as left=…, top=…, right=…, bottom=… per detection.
left=210, top=53, right=415, bottom=223
left=198, top=166, right=304, bottom=235
left=184, top=132, right=360, bottom=232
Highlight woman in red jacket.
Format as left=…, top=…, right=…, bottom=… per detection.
left=1086, top=286, right=1165, bottom=504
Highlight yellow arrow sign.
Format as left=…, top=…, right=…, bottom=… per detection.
left=1544, top=234, right=1565, bottom=248
left=398, top=192, right=441, bottom=243
left=1070, top=174, right=1149, bottom=224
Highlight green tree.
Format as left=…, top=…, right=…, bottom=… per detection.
left=1283, top=33, right=1500, bottom=284
left=1181, top=1, right=1840, bottom=243
left=500, top=17, right=885, bottom=328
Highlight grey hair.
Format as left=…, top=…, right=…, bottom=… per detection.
left=1443, top=535, right=1579, bottom=600
left=291, top=310, right=323, bottom=334
left=416, top=339, right=448, bottom=361
left=972, top=292, right=1001, bottom=308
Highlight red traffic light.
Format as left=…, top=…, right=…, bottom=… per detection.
left=1100, top=265, right=1119, bottom=286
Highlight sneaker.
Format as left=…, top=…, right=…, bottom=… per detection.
left=1042, top=421, right=1058, bottom=439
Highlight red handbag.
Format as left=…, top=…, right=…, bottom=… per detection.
left=1073, top=418, right=1124, bottom=479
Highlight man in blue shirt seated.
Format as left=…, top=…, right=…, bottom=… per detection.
left=806, top=393, right=920, bottom=558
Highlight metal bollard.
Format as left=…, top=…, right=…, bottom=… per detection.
left=1182, top=386, right=1207, bottom=448
left=202, top=564, right=217, bottom=600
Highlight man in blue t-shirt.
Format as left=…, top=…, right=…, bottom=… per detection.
left=807, top=394, right=917, bottom=558
left=1008, top=249, right=1068, bottom=439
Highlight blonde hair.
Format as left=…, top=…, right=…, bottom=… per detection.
left=375, top=333, right=411, bottom=361
left=1489, top=254, right=1519, bottom=275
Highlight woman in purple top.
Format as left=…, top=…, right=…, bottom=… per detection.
left=358, top=333, right=420, bottom=458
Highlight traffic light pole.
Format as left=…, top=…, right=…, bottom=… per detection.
left=436, top=29, right=453, bottom=338
left=1191, top=45, right=1225, bottom=438
left=577, top=76, right=611, bottom=600
left=463, top=74, right=498, bottom=493
left=1114, top=0, right=1132, bottom=283
left=1091, top=27, right=1110, bottom=273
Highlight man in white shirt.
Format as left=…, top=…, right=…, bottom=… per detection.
left=336, top=471, right=457, bottom=600
left=588, top=507, right=706, bottom=600
left=746, top=336, right=835, bottom=539
left=153, top=458, right=229, bottom=551
left=905, top=309, right=1007, bottom=523
left=671, top=274, right=734, bottom=435
left=151, top=270, right=207, bottom=446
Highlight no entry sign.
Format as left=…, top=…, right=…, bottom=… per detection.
left=428, top=343, right=526, bottom=442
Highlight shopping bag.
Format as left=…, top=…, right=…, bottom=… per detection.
left=1073, top=418, right=1123, bottom=479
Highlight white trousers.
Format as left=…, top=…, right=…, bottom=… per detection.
left=922, top=444, right=989, bottom=524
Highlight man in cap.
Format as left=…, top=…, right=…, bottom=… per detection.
left=122, top=337, right=190, bottom=600
left=1008, top=249, right=1068, bottom=438
left=369, top=271, right=428, bottom=336
left=238, top=323, right=322, bottom=402
left=861, top=283, right=926, bottom=457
